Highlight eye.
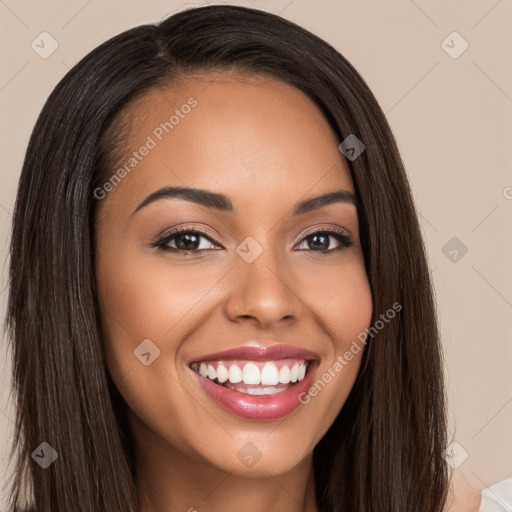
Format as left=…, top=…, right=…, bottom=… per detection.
left=152, top=227, right=220, bottom=253
left=295, top=228, right=354, bottom=252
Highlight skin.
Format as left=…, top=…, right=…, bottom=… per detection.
left=95, top=71, right=373, bottom=512
left=445, top=471, right=482, bottom=511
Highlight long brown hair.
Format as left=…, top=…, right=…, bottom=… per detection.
left=5, top=5, right=449, bottom=511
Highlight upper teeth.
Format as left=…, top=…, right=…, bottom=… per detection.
left=192, top=360, right=308, bottom=385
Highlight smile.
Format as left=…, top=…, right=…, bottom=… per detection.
left=190, top=359, right=309, bottom=394
left=189, top=343, right=319, bottom=420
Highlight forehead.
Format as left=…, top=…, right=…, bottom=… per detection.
left=100, top=71, right=354, bottom=214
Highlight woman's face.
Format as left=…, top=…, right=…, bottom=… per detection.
left=95, top=72, right=373, bottom=477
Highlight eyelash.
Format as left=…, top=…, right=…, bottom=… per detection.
left=151, top=226, right=354, bottom=255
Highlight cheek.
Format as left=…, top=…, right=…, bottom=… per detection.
left=95, top=247, right=210, bottom=448
left=95, top=247, right=218, bottom=368
left=309, top=256, right=373, bottom=353
left=95, top=242, right=169, bottom=379
left=298, top=255, right=372, bottom=431
left=324, top=260, right=372, bottom=385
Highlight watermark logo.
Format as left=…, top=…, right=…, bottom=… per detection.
left=442, top=441, right=469, bottom=469
left=338, top=134, right=366, bottom=161
left=441, top=31, right=469, bottom=59
left=134, top=339, right=161, bottom=366
left=31, top=31, right=58, bottom=59
left=236, top=236, right=263, bottom=263
left=442, top=236, right=468, bottom=263
left=237, top=442, right=262, bottom=468
left=31, top=441, right=58, bottom=469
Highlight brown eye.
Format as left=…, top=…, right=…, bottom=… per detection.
left=153, top=228, right=220, bottom=253
left=296, top=229, right=354, bottom=252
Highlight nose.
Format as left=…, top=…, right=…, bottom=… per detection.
left=224, top=246, right=300, bottom=328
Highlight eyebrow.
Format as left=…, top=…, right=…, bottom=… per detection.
left=131, top=186, right=357, bottom=217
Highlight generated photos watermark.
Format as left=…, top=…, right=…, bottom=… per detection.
left=298, top=301, right=402, bottom=404
left=93, top=97, right=198, bottom=200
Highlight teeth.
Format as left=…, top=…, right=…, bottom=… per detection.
left=298, top=362, right=306, bottom=381
left=193, top=359, right=310, bottom=386
left=260, top=363, right=279, bottom=385
left=278, top=365, right=291, bottom=384
left=228, top=364, right=243, bottom=384
left=240, top=386, right=285, bottom=395
left=242, top=362, right=260, bottom=385
left=207, top=364, right=216, bottom=380
left=216, top=362, right=228, bottom=383
left=290, top=363, right=299, bottom=382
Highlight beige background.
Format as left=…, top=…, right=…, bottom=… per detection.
left=0, top=1, right=511, bottom=509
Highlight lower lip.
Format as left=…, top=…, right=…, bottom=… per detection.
left=191, top=361, right=319, bottom=421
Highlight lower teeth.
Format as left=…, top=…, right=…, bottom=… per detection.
left=222, top=382, right=290, bottom=395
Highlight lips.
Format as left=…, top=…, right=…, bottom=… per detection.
left=190, top=344, right=318, bottom=363
left=189, top=343, right=319, bottom=420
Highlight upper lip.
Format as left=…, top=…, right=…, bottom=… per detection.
left=189, top=343, right=319, bottom=364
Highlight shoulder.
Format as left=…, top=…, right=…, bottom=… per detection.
left=479, top=477, right=512, bottom=512
left=445, top=475, right=512, bottom=512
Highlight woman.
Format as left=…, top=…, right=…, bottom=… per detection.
left=5, top=5, right=449, bottom=511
